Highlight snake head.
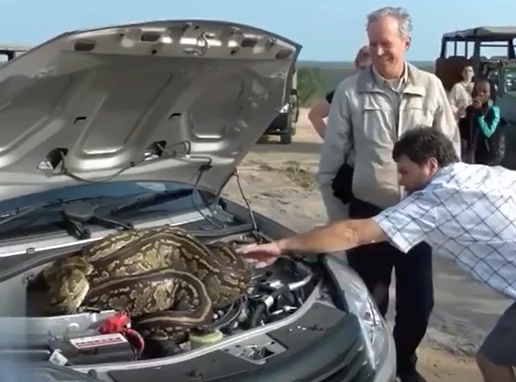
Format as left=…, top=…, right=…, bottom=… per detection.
left=42, top=255, right=94, bottom=281
left=46, top=268, right=90, bottom=315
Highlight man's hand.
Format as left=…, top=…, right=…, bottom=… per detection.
left=236, top=218, right=385, bottom=268
left=237, top=242, right=283, bottom=268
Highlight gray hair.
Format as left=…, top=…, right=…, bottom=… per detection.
left=366, top=7, right=413, bottom=37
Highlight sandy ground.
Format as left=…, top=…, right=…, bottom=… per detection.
left=221, top=109, right=495, bottom=382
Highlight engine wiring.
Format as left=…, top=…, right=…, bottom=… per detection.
left=55, top=140, right=259, bottom=233
left=56, top=140, right=230, bottom=229
left=233, top=167, right=259, bottom=233
left=58, top=150, right=138, bottom=184
left=98, top=311, right=145, bottom=360
left=190, top=163, right=225, bottom=230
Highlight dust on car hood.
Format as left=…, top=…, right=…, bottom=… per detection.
left=0, top=20, right=301, bottom=202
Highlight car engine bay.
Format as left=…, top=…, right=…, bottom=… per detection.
left=0, top=229, right=323, bottom=367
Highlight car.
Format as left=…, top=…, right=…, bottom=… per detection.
left=0, top=43, right=30, bottom=63
left=263, top=67, right=298, bottom=145
left=0, top=19, right=396, bottom=382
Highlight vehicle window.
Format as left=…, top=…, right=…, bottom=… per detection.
left=442, top=41, right=475, bottom=58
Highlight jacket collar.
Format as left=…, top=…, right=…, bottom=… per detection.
left=357, top=62, right=426, bottom=96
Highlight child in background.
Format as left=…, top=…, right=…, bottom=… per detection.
left=459, top=79, right=505, bottom=165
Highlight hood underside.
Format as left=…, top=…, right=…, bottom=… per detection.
left=0, top=20, right=301, bottom=201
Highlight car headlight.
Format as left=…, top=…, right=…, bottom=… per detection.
left=280, top=103, right=290, bottom=113
left=325, top=256, right=389, bottom=369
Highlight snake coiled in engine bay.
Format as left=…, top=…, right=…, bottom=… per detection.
left=38, top=225, right=252, bottom=341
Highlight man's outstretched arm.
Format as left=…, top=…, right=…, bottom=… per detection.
left=277, top=218, right=386, bottom=254
left=238, top=190, right=438, bottom=264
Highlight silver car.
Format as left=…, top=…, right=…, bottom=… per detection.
left=0, top=19, right=396, bottom=382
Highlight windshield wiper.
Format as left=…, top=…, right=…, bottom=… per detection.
left=102, top=188, right=194, bottom=215
left=0, top=196, right=120, bottom=227
left=0, top=189, right=194, bottom=240
left=60, top=188, right=194, bottom=239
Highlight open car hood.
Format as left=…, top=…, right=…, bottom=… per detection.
left=0, top=20, right=301, bottom=202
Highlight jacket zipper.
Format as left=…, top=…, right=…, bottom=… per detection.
left=396, top=92, right=403, bottom=200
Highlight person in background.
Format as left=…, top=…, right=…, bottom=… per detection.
left=317, top=7, right=460, bottom=382
left=449, top=64, right=475, bottom=120
left=238, top=126, right=516, bottom=382
left=307, top=46, right=371, bottom=139
left=459, top=79, right=504, bottom=165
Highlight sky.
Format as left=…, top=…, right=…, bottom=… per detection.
left=0, top=0, right=515, bottom=61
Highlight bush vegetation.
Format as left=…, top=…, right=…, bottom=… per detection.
left=296, top=61, right=435, bottom=106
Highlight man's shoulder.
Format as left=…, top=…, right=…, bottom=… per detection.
left=431, top=163, right=516, bottom=191
left=407, top=63, right=443, bottom=89
left=334, top=72, right=360, bottom=95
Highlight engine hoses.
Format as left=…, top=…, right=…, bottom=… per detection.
left=250, top=285, right=289, bottom=328
left=248, top=259, right=314, bottom=328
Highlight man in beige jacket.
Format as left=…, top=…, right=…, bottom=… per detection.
left=317, top=7, right=460, bottom=382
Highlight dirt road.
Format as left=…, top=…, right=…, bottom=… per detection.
left=223, top=109, right=487, bottom=381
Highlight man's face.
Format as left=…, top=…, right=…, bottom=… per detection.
left=397, top=155, right=438, bottom=193
left=367, top=16, right=410, bottom=77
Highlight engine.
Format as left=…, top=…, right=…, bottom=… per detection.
left=205, top=232, right=316, bottom=333
left=15, top=231, right=319, bottom=365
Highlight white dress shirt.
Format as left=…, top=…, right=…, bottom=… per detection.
left=373, top=162, right=516, bottom=300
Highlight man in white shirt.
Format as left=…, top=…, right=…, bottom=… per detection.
left=239, top=126, right=516, bottom=382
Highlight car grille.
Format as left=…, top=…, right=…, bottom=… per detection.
left=318, top=328, right=375, bottom=382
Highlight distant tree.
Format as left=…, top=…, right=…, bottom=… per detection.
left=297, top=67, right=325, bottom=106
left=296, top=61, right=436, bottom=98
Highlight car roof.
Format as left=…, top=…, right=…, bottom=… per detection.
left=442, top=27, right=516, bottom=41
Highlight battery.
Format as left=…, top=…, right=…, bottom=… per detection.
left=48, top=332, right=134, bottom=365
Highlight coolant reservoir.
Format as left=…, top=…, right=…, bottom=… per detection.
left=189, top=330, right=224, bottom=350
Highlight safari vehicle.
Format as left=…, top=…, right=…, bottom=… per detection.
left=263, top=68, right=298, bottom=145
left=435, top=26, right=516, bottom=126
left=0, top=44, right=30, bottom=63
left=0, top=20, right=395, bottom=382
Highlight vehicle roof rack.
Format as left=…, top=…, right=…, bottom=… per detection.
left=442, top=26, right=516, bottom=41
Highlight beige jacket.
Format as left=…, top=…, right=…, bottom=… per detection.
left=318, top=63, right=461, bottom=220
left=448, top=81, right=473, bottom=114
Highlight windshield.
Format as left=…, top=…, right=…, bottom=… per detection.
left=0, top=181, right=209, bottom=240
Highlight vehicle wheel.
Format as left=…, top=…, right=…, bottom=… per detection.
left=280, top=114, right=293, bottom=145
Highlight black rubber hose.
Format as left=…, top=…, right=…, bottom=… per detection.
left=249, top=303, right=267, bottom=328
left=249, top=286, right=289, bottom=328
